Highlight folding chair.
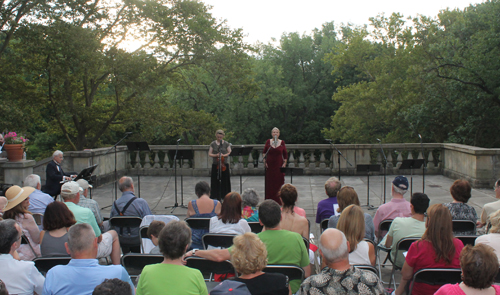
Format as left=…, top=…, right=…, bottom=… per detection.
left=20, top=233, right=38, bottom=260
left=408, top=268, right=461, bottom=295
left=452, top=220, right=476, bottom=235
left=185, top=256, right=237, bottom=281
left=263, top=265, right=305, bottom=281
left=109, top=216, right=143, bottom=253
left=185, top=217, right=211, bottom=230
left=139, top=226, right=149, bottom=253
left=320, top=219, right=329, bottom=233
left=376, top=219, right=393, bottom=283
left=248, top=222, right=263, bottom=233
left=353, top=264, right=379, bottom=277
left=388, top=237, right=420, bottom=290
left=202, top=233, right=236, bottom=250
left=34, top=257, right=71, bottom=276
left=456, top=235, right=478, bottom=246
left=120, top=253, right=164, bottom=280
left=33, top=213, right=43, bottom=226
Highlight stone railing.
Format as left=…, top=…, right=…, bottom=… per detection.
left=2, top=143, right=499, bottom=188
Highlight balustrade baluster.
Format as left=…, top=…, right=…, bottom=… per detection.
left=135, top=151, right=142, bottom=169
left=153, top=151, right=161, bottom=168
left=298, top=150, right=305, bottom=168
left=319, top=150, right=326, bottom=169
left=144, top=152, right=151, bottom=169
left=288, top=150, right=295, bottom=168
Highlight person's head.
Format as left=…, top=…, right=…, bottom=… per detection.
left=410, top=193, right=430, bottom=214
left=392, top=176, right=409, bottom=196
left=215, top=130, right=225, bottom=141
left=118, top=177, right=134, bottom=193
left=60, top=181, right=80, bottom=202
left=0, top=219, right=21, bottom=254
left=24, top=174, right=42, bottom=190
left=325, top=177, right=341, bottom=198
left=241, top=188, right=259, bottom=208
left=219, top=192, right=242, bottom=224
left=319, top=228, right=349, bottom=265
left=279, top=184, right=298, bottom=211
left=194, top=181, right=210, bottom=198
left=92, top=278, right=132, bottom=295
left=258, top=200, right=282, bottom=229
left=0, top=197, right=7, bottom=214
left=158, top=221, right=191, bottom=260
left=460, top=244, right=499, bottom=289
left=76, top=179, right=92, bottom=197
left=231, top=232, right=268, bottom=275
left=3, top=185, right=34, bottom=219
left=52, top=150, right=64, bottom=164
left=336, top=186, right=360, bottom=213
left=147, top=220, right=166, bottom=247
left=0, top=279, right=8, bottom=295
left=66, top=223, right=98, bottom=257
left=43, top=201, right=76, bottom=231
left=450, top=179, right=472, bottom=203
left=422, top=203, right=455, bottom=264
left=488, top=209, right=500, bottom=234
left=0, top=134, right=3, bottom=145
left=494, top=179, right=500, bottom=199
left=271, top=127, right=280, bottom=138
left=336, top=205, right=364, bottom=252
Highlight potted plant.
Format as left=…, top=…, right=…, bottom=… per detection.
left=3, top=132, right=28, bottom=162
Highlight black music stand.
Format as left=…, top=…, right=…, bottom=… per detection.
left=74, top=164, right=98, bottom=199
left=280, top=167, right=304, bottom=184
left=126, top=142, right=150, bottom=198
left=165, top=150, right=193, bottom=212
left=399, top=159, right=424, bottom=196
left=357, top=164, right=381, bottom=209
left=230, top=146, right=253, bottom=194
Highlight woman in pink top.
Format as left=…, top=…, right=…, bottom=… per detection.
left=435, top=244, right=500, bottom=295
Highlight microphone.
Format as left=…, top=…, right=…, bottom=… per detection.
left=273, top=135, right=277, bottom=141
left=324, top=139, right=333, bottom=143
left=177, top=138, right=182, bottom=142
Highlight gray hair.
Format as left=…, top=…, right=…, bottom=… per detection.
left=52, top=150, right=63, bottom=159
left=393, top=184, right=408, bottom=196
left=325, top=177, right=341, bottom=198
left=24, top=174, right=41, bottom=188
left=0, top=219, right=19, bottom=254
left=319, top=230, right=349, bottom=264
left=119, top=177, right=133, bottom=192
left=242, top=188, right=259, bottom=207
left=67, top=223, right=96, bottom=254
left=159, top=221, right=191, bottom=260
left=61, top=192, right=78, bottom=201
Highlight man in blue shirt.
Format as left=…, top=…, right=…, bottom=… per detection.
left=25, top=174, right=54, bottom=216
left=43, top=223, right=134, bottom=295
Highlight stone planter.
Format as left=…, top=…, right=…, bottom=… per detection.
left=3, top=144, right=24, bottom=162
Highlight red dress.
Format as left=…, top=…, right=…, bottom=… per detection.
left=263, top=139, right=288, bottom=205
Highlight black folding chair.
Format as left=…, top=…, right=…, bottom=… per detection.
left=456, top=235, right=478, bottom=246
left=202, top=233, right=236, bottom=250
left=185, top=217, right=211, bottom=230
left=263, top=265, right=305, bottom=281
left=33, top=213, right=43, bottom=227
left=376, top=219, right=393, bottom=283
left=408, top=268, right=462, bottom=294
left=120, top=253, right=164, bottom=279
left=185, top=256, right=237, bottom=281
left=320, top=218, right=329, bottom=233
left=139, top=226, right=149, bottom=253
left=353, top=264, right=379, bottom=277
left=388, top=237, right=420, bottom=290
left=34, top=257, right=71, bottom=276
left=248, top=222, right=263, bottom=233
left=452, top=220, right=476, bottom=235
left=109, top=216, right=143, bottom=253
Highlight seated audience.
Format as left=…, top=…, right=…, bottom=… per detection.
left=209, top=192, right=251, bottom=235
left=241, top=188, right=260, bottom=222
left=77, top=179, right=104, bottom=228
left=0, top=219, right=45, bottom=294
left=40, top=201, right=76, bottom=257
left=328, top=186, right=375, bottom=241
left=93, top=278, right=132, bottom=295
left=232, top=232, right=290, bottom=295
left=0, top=197, right=7, bottom=218
left=4, top=185, right=41, bottom=260
left=479, top=179, right=500, bottom=228
left=0, top=279, right=7, bottom=295
left=475, top=209, right=500, bottom=263
left=299, top=228, right=384, bottom=294
left=395, top=203, right=464, bottom=295
left=147, top=220, right=166, bottom=254
left=187, top=181, right=221, bottom=249
left=443, top=179, right=478, bottom=235
left=43, top=223, right=135, bottom=294
left=136, top=221, right=207, bottom=295
left=24, top=174, right=54, bottom=216
left=280, top=184, right=309, bottom=239
left=337, top=205, right=375, bottom=266
left=315, top=177, right=341, bottom=223
left=435, top=244, right=500, bottom=295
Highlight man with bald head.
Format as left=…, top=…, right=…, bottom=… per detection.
left=298, top=228, right=384, bottom=295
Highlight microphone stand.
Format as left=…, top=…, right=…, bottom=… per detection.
left=262, top=140, right=274, bottom=200
left=332, top=144, right=352, bottom=180
left=419, top=135, right=426, bottom=193
left=217, top=144, right=222, bottom=201
left=378, top=140, right=388, bottom=204
left=103, top=132, right=132, bottom=202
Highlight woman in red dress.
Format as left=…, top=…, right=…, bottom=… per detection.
left=263, top=127, right=288, bottom=205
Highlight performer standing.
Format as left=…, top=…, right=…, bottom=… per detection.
left=208, top=130, right=231, bottom=201
left=44, top=150, right=76, bottom=199
left=263, top=127, right=288, bottom=205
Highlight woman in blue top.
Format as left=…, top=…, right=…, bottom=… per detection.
left=186, top=181, right=221, bottom=249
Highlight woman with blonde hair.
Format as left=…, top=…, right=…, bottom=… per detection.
left=263, top=127, right=288, bottom=204
left=395, top=203, right=464, bottom=295
left=232, top=232, right=290, bottom=295
left=475, top=209, right=500, bottom=262
left=337, top=204, right=376, bottom=266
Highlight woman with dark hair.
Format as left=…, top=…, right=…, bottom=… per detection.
left=444, top=179, right=478, bottom=234
left=208, top=130, right=231, bottom=201
left=395, top=203, right=464, bottom=295
left=39, top=201, right=76, bottom=257
left=209, top=192, right=250, bottom=235
left=435, top=244, right=500, bottom=294
left=279, top=184, right=309, bottom=239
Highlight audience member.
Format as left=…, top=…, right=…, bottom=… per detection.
left=475, top=209, right=500, bottom=263
left=0, top=219, right=44, bottom=294
left=0, top=279, right=7, bottom=295
left=40, top=201, right=76, bottom=257
left=187, top=181, right=220, bottom=249
left=241, top=188, right=260, bottom=222
left=93, top=278, right=132, bottom=295
left=24, top=174, right=54, bottom=215
left=315, top=177, right=341, bottom=223
left=185, top=200, right=310, bottom=294
left=337, top=205, right=375, bottom=266
left=61, top=181, right=121, bottom=264
left=327, top=186, right=375, bottom=241
left=43, top=223, right=135, bottom=294
left=479, top=179, right=500, bottom=228
left=3, top=185, right=41, bottom=260
left=435, top=244, right=500, bottom=295
left=136, top=221, right=207, bottom=295
left=146, top=220, right=166, bottom=254
left=0, top=197, right=7, bottom=218
left=444, top=179, right=478, bottom=235
left=373, top=176, right=411, bottom=237
left=44, top=150, right=76, bottom=198
left=280, top=184, right=309, bottom=239
left=209, top=192, right=251, bottom=235
left=382, top=192, right=429, bottom=268
left=395, top=204, right=464, bottom=295
left=77, top=179, right=103, bottom=228
left=232, top=232, right=290, bottom=295
left=298, top=228, right=384, bottom=294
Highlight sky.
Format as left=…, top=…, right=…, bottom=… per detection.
left=201, top=0, right=485, bottom=45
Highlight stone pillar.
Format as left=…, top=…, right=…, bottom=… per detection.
left=0, top=160, right=36, bottom=186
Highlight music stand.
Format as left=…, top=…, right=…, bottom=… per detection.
left=230, top=146, right=253, bottom=194
left=280, top=167, right=304, bottom=184
left=399, top=159, right=424, bottom=196
left=126, top=142, right=150, bottom=198
left=74, top=164, right=98, bottom=199
left=357, top=164, right=381, bottom=209
left=165, top=149, right=193, bottom=212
